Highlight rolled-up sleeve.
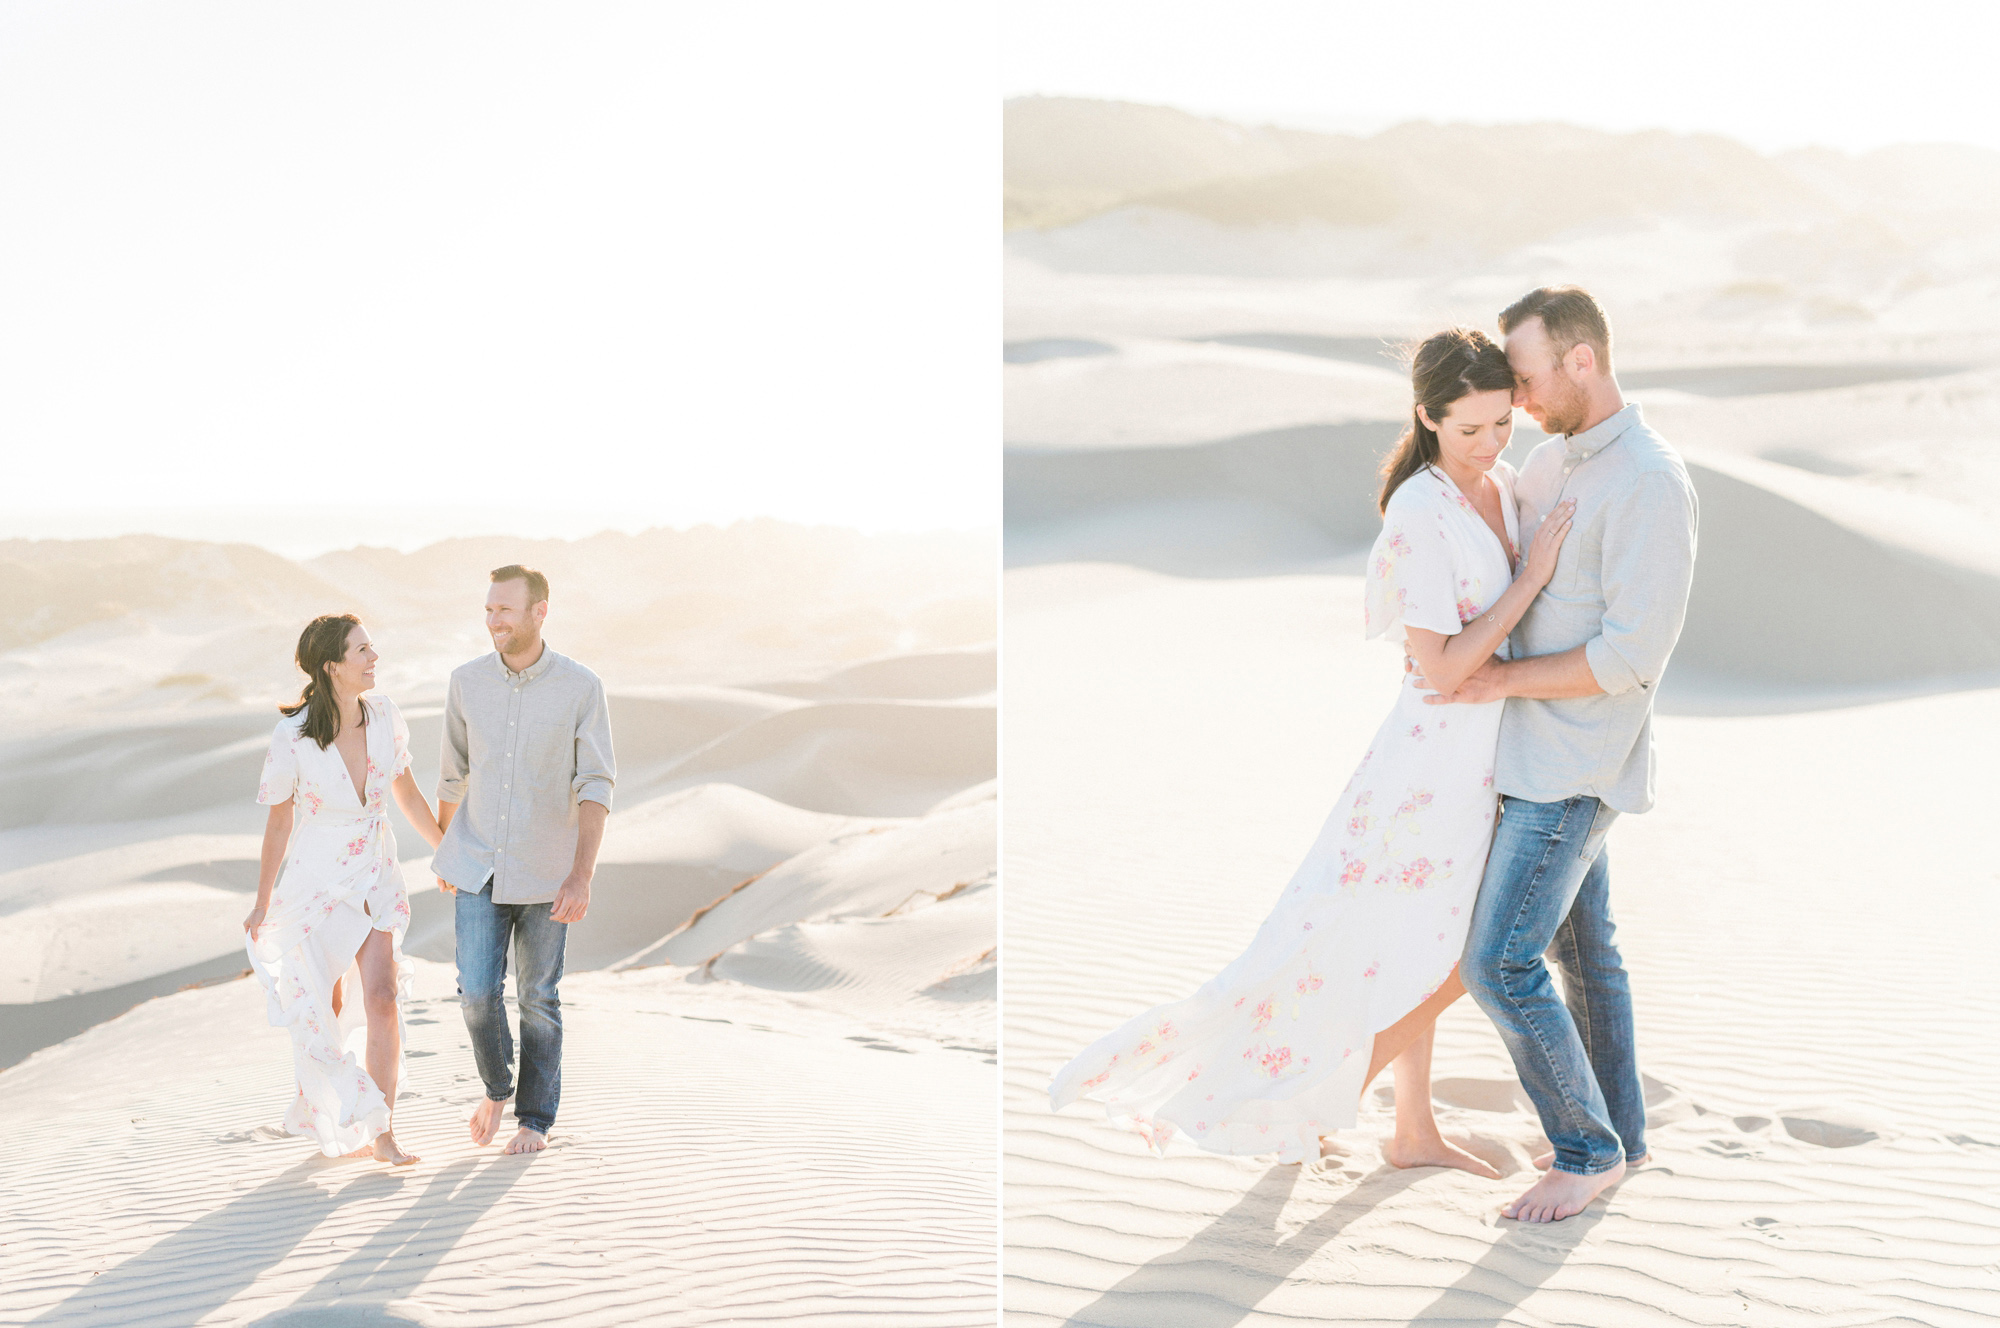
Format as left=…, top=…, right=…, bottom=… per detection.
left=438, top=673, right=470, bottom=804
left=1583, top=469, right=1698, bottom=695
left=571, top=680, right=616, bottom=810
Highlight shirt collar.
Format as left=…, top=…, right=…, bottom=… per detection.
left=1563, top=401, right=1642, bottom=460
left=495, top=642, right=556, bottom=683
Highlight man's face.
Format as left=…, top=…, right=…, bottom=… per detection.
left=1504, top=317, right=1589, bottom=436
left=485, top=579, right=545, bottom=655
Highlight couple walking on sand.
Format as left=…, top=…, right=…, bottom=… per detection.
left=241, top=564, right=617, bottom=1165
left=1051, top=285, right=1701, bottom=1224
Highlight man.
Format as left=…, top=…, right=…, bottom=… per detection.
left=1421, top=286, right=1698, bottom=1222
left=433, top=564, right=615, bottom=1155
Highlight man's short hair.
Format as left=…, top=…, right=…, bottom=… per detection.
left=490, top=563, right=550, bottom=606
left=1499, top=285, right=1613, bottom=375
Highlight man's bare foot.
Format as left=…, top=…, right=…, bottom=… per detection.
left=1385, top=1133, right=1502, bottom=1179
left=371, top=1130, right=419, bottom=1166
left=1534, top=1149, right=1647, bottom=1171
left=1503, top=1158, right=1625, bottom=1222
left=501, top=1126, right=547, bottom=1155
left=470, top=1097, right=506, bottom=1146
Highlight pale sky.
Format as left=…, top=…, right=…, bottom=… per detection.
left=0, top=2, right=996, bottom=551
left=1005, top=0, right=2000, bottom=155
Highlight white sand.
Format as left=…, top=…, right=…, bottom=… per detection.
left=1003, top=565, right=2000, bottom=1326
left=0, top=573, right=996, bottom=1324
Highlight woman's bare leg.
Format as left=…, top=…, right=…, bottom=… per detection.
left=1379, top=1024, right=1498, bottom=1176
left=1319, top=966, right=1498, bottom=1177
left=357, top=928, right=418, bottom=1165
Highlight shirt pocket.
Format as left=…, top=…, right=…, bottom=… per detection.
left=523, top=722, right=573, bottom=793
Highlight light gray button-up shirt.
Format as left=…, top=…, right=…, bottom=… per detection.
left=1497, top=402, right=1698, bottom=814
left=433, top=644, right=616, bottom=905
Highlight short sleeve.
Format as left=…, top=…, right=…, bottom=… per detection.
left=256, top=720, right=299, bottom=805
left=1364, top=484, right=1467, bottom=640
left=385, top=696, right=413, bottom=778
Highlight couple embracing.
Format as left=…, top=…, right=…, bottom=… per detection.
left=1051, top=286, right=1700, bottom=1223
left=241, top=564, right=617, bottom=1164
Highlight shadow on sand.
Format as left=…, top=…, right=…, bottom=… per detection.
left=1062, top=1160, right=1609, bottom=1328
left=30, top=1152, right=528, bottom=1328
left=1062, top=1161, right=1422, bottom=1328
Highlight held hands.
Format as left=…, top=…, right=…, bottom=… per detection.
left=549, top=869, right=592, bottom=924
left=437, top=875, right=455, bottom=894
left=1522, top=499, right=1577, bottom=587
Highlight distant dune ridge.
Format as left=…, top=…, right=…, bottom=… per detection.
left=1005, top=95, right=2000, bottom=271
left=1, top=519, right=994, bottom=737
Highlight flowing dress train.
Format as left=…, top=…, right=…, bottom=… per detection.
left=1049, top=463, right=1521, bottom=1161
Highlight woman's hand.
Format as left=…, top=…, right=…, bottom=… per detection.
left=1521, top=499, right=1577, bottom=588
left=243, top=903, right=268, bottom=940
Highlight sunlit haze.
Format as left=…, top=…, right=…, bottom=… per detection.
left=0, top=2, right=995, bottom=550
left=1006, top=0, right=2000, bottom=155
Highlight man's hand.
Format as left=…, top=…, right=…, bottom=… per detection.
left=549, top=868, right=592, bottom=924
left=436, top=875, right=456, bottom=895
left=1422, top=656, right=1509, bottom=706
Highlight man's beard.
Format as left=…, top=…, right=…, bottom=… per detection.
left=1540, top=378, right=1589, bottom=436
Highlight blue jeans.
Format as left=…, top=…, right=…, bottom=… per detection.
left=1462, top=795, right=1645, bottom=1175
left=455, top=878, right=566, bottom=1135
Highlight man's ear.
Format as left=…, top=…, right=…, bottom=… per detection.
left=533, top=600, right=550, bottom=627
left=1568, top=341, right=1597, bottom=378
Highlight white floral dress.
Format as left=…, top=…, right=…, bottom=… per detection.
left=246, top=692, right=415, bottom=1156
left=1049, top=462, right=1522, bottom=1160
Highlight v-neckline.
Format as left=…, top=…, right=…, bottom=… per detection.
left=334, top=704, right=370, bottom=810
left=1430, top=465, right=1518, bottom=569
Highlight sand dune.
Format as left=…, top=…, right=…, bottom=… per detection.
left=1, top=641, right=996, bottom=1072
left=1, top=621, right=997, bottom=1324
left=652, top=798, right=996, bottom=968
left=753, top=643, right=996, bottom=701
left=630, top=698, right=996, bottom=816
left=1007, top=381, right=2000, bottom=701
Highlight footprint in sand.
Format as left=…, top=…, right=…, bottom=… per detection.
left=1779, top=1116, right=1879, bottom=1149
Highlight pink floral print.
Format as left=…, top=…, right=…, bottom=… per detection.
left=1049, top=459, right=1515, bottom=1159
left=244, top=693, right=415, bottom=1159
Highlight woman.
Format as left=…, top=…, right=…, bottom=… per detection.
left=243, top=613, right=445, bottom=1165
left=1049, top=328, right=1575, bottom=1173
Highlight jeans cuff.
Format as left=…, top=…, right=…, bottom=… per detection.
left=517, top=1117, right=553, bottom=1136
left=1552, top=1155, right=1626, bottom=1177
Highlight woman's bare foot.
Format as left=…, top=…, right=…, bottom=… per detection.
left=501, top=1127, right=547, bottom=1155
left=342, top=1143, right=375, bottom=1159
left=1385, top=1132, right=1502, bottom=1179
left=1503, top=1157, right=1625, bottom=1222
left=371, top=1130, right=419, bottom=1166
left=470, top=1097, right=507, bottom=1146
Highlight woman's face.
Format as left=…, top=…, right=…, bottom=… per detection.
left=325, top=624, right=379, bottom=696
left=1421, top=389, right=1515, bottom=474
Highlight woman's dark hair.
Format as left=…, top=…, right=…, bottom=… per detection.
left=280, top=613, right=365, bottom=750
left=1377, top=327, right=1516, bottom=512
